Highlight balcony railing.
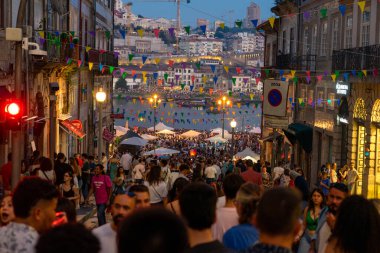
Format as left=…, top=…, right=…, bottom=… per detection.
left=332, top=44, right=380, bottom=71
left=276, top=54, right=316, bottom=71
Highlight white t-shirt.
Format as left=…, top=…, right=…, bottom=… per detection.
left=347, top=169, right=359, bottom=184
left=318, top=222, right=331, bottom=253
left=205, top=166, right=217, bottom=179
left=38, top=170, right=55, bottom=183
left=132, top=164, right=145, bottom=180
left=213, top=164, right=222, bottom=179
left=272, top=166, right=284, bottom=180
left=145, top=181, right=168, bottom=204
left=120, top=153, right=132, bottom=171
left=93, top=223, right=117, bottom=253
left=212, top=207, right=239, bottom=242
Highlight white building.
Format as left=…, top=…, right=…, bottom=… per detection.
left=114, top=36, right=169, bottom=54
left=179, top=38, right=223, bottom=56
left=232, top=32, right=264, bottom=52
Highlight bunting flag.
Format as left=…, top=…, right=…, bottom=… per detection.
left=180, top=83, right=186, bottom=90
left=269, top=17, right=276, bottom=28
left=168, top=60, right=174, bottom=67
left=210, top=65, right=216, bottom=73
left=191, top=76, right=195, bottom=83
left=153, top=72, right=158, bottom=80
left=122, top=72, right=127, bottom=79
left=213, top=76, right=218, bottom=84
left=99, top=63, right=103, bottom=71
left=339, top=4, right=346, bottom=16
left=38, top=31, right=45, bottom=38
left=154, top=58, right=161, bottom=64
left=89, top=31, right=95, bottom=37
left=251, top=19, right=258, bottom=27
left=320, top=8, right=327, bottom=18
left=142, top=55, right=148, bottom=64
left=142, top=71, right=147, bottom=79
left=102, top=66, right=106, bottom=74
left=232, top=78, right=237, bottom=85
left=153, top=28, right=160, bottom=38
left=279, top=70, right=284, bottom=76
left=317, top=75, right=323, bottom=82
left=202, top=76, right=208, bottom=84
left=182, top=62, right=186, bottom=69
left=243, top=78, right=249, bottom=84
left=89, top=62, right=93, bottom=71
left=137, top=29, right=144, bottom=38
left=200, top=25, right=206, bottom=34
left=362, top=70, right=367, bottom=76
left=264, top=69, right=270, bottom=77
left=306, top=76, right=311, bottom=84
left=343, top=72, right=349, bottom=81
left=304, top=11, right=311, bottom=21
left=119, top=29, right=126, bottom=39
left=335, top=70, right=340, bottom=78
left=358, top=1, right=366, bottom=12
left=219, top=23, right=225, bottom=29
left=131, top=70, right=136, bottom=77
left=331, top=74, right=337, bottom=82
left=77, top=60, right=82, bottom=67
left=224, top=66, right=229, bottom=73
left=250, top=93, right=254, bottom=100
left=293, top=77, right=298, bottom=84
left=105, top=31, right=111, bottom=40
left=175, top=74, right=180, bottom=81
left=164, top=73, right=169, bottom=82
left=255, top=77, right=260, bottom=84
left=291, top=70, right=296, bottom=77
left=306, top=70, right=311, bottom=77
left=235, top=20, right=243, bottom=28
left=184, top=26, right=191, bottom=35
left=236, top=67, right=242, bottom=74
left=85, top=46, right=91, bottom=52
left=128, top=54, right=134, bottom=62
left=374, top=69, right=379, bottom=77
left=209, top=88, right=213, bottom=95
left=199, top=87, right=204, bottom=93
left=195, top=62, right=201, bottom=69
left=168, top=28, right=175, bottom=37
left=109, top=66, right=115, bottom=74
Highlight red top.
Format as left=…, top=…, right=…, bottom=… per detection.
left=241, top=169, right=263, bottom=185
left=1, top=162, right=12, bottom=191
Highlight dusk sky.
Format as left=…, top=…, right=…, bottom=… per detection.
left=127, top=0, right=273, bottom=26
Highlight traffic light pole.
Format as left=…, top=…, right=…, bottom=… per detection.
left=11, top=0, right=28, bottom=190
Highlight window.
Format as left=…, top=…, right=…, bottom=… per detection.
left=311, top=25, right=317, bottom=54
left=320, top=23, right=328, bottom=56
left=361, top=10, right=370, bottom=46
left=317, top=91, right=324, bottom=107
left=332, top=18, right=339, bottom=50
left=345, top=15, right=353, bottom=48
left=290, top=28, right=294, bottom=55
left=328, top=93, right=335, bottom=110
left=282, top=30, right=287, bottom=54
left=303, top=27, right=309, bottom=55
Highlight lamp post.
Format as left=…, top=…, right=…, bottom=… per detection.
left=230, top=118, right=237, bottom=157
left=149, top=94, right=161, bottom=133
left=96, top=88, right=106, bottom=163
left=217, top=96, right=231, bottom=138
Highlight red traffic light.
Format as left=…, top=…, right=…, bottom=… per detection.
left=5, top=102, right=21, bottom=116
left=1, top=100, right=23, bottom=130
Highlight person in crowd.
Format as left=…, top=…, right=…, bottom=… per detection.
left=223, top=182, right=261, bottom=251
left=0, top=177, right=59, bottom=252
left=338, top=165, right=348, bottom=183
left=309, top=183, right=348, bottom=253
left=241, top=159, right=263, bottom=191
left=167, top=177, right=190, bottom=215
left=35, top=223, right=100, bottom=253
left=167, top=161, right=180, bottom=190
left=0, top=153, right=12, bottom=194
left=279, top=169, right=292, bottom=187
left=132, top=158, right=145, bottom=184
left=297, top=188, right=325, bottom=253
left=93, top=192, right=136, bottom=253
left=212, top=174, right=244, bottom=242
left=86, top=164, right=112, bottom=226
left=59, top=171, right=80, bottom=208
left=108, top=154, right=119, bottom=183
left=128, top=184, right=151, bottom=209
left=204, top=159, right=218, bottom=185
left=81, top=154, right=91, bottom=204
left=54, top=153, right=73, bottom=186
left=144, top=165, right=168, bottom=206
left=320, top=172, right=330, bottom=196
left=0, top=195, right=15, bottom=226
left=120, top=151, right=132, bottom=176
left=243, top=188, right=302, bottom=253
left=179, top=182, right=232, bottom=253
left=101, top=152, right=107, bottom=173
left=159, top=159, right=170, bottom=183
left=54, top=197, right=77, bottom=226
left=35, top=157, right=55, bottom=185
left=113, top=167, right=126, bottom=194
left=261, top=166, right=272, bottom=190
left=325, top=195, right=380, bottom=253
left=330, top=163, right=338, bottom=183
left=346, top=162, right=359, bottom=194
left=118, top=208, right=188, bottom=253
left=69, top=157, right=80, bottom=189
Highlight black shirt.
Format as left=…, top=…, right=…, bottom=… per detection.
left=185, top=240, right=235, bottom=253
left=54, top=162, right=73, bottom=185
left=243, top=243, right=292, bottom=253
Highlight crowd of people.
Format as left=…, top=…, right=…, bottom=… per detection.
left=0, top=130, right=380, bottom=253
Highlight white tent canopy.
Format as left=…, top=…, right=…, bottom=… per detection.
left=211, top=128, right=230, bottom=136
left=242, top=156, right=258, bottom=163
left=235, top=148, right=260, bottom=160
left=180, top=130, right=201, bottom=138
left=119, top=137, right=148, bottom=146
left=148, top=122, right=174, bottom=131
left=114, top=125, right=129, bottom=137
left=249, top=127, right=261, bottom=134
left=206, top=135, right=228, bottom=143
left=143, top=147, right=180, bottom=156
left=141, top=134, right=158, bottom=141
left=157, top=129, right=176, bottom=135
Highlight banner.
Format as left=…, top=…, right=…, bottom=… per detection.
left=263, top=80, right=289, bottom=117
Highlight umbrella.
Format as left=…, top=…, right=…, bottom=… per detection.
left=235, top=148, right=260, bottom=160
left=180, top=130, right=201, bottom=138
left=148, top=122, right=174, bottom=131
left=141, top=134, right=158, bottom=141
left=143, top=147, right=180, bottom=156
left=205, top=135, right=228, bottom=143
left=119, top=130, right=141, bottom=141
left=119, top=137, right=148, bottom=146
left=157, top=129, right=176, bottom=135
left=211, top=128, right=230, bottom=136
left=249, top=127, right=261, bottom=134
left=242, top=156, right=258, bottom=163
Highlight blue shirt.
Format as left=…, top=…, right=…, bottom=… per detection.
left=223, top=223, right=259, bottom=251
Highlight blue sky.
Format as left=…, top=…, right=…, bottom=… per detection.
left=127, top=0, right=273, bottom=26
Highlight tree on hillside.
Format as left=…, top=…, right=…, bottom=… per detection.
left=115, top=78, right=128, bottom=90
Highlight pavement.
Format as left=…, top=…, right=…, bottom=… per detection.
left=76, top=196, right=112, bottom=230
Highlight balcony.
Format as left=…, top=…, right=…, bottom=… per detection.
left=276, top=54, right=316, bottom=71
left=87, top=50, right=118, bottom=67
left=332, top=44, right=380, bottom=71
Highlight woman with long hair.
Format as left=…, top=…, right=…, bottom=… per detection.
left=325, top=195, right=380, bottom=253
left=223, top=182, right=261, bottom=251
left=36, top=157, right=56, bottom=184
left=113, top=167, right=126, bottom=194
left=166, top=178, right=190, bottom=215
left=69, top=157, right=80, bottom=189
left=144, top=165, right=168, bottom=206
left=297, top=188, right=325, bottom=253
left=59, top=171, right=80, bottom=209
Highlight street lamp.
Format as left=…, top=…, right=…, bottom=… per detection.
left=96, top=88, right=106, bottom=163
left=149, top=94, right=161, bottom=132
left=217, top=96, right=231, bottom=138
left=230, top=119, right=237, bottom=157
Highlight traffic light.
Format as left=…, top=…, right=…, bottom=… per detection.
left=1, top=99, right=23, bottom=130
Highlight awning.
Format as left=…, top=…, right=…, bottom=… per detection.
left=59, top=120, right=86, bottom=139
left=283, top=123, right=313, bottom=153
left=260, top=132, right=282, bottom=142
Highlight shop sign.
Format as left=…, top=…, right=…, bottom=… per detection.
left=337, top=115, right=348, bottom=124
left=336, top=81, right=350, bottom=95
